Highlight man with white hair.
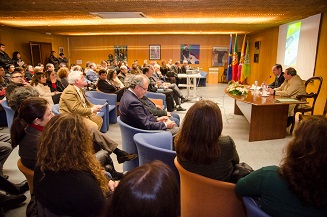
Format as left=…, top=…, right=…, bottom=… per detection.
left=118, top=65, right=128, bottom=84
left=59, top=71, right=137, bottom=165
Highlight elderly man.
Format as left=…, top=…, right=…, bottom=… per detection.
left=86, top=62, right=99, bottom=83
left=268, top=67, right=306, bottom=126
left=120, top=74, right=179, bottom=135
left=118, top=65, right=128, bottom=84
left=268, top=64, right=285, bottom=88
left=59, top=71, right=137, bottom=165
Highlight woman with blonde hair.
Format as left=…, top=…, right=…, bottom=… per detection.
left=175, top=99, right=239, bottom=182
left=34, top=113, right=109, bottom=216
left=236, top=116, right=327, bottom=216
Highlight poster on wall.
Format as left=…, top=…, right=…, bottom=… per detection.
left=180, top=44, right=200, bottom=64
left=149, top=45, right=161, bottom=60
left=114, top=45, right=128, bottom=62
left=212, top=47, right=229, bottom=67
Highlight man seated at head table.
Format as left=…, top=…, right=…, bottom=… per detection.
left=268, top=64, right=285, bottom=88
left=59, top=71, right=137, bottom=164
left=119, top=74, right=179, bottom=135
left=268, top=67, right=306, bottom=126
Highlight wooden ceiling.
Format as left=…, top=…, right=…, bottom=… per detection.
left=0, top=0, right=327, bottom=36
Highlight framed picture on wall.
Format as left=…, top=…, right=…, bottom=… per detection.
left=114, top=45, right=128, bottom=62
left=149, top=45, right=161, bottom=60
left=58, top=47, right=64, bottom=54
left=212, top=47, right=228, bottom=66
left=180, top=44, right=200, bottom=64
left=254, top=41, right=260, bottom=63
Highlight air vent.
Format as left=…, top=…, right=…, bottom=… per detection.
left=90, top=12, right=146, bottom=19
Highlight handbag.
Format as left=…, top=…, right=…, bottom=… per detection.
left=230, top=162, right=254, bottom=183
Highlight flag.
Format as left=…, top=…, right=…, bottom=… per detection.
left=241, top=39, right=251, bottom=81
left=226, top=34, right=233, bottom=82
left=232, top=34, right=239, bottom=81
left=238, top=35, right=246, bottom=81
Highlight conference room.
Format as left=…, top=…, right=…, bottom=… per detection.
left=1, top=0, right=327, bottom=216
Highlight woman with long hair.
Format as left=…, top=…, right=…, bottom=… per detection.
left=34, top=113, right=109, bottom=216
left=107, top=160, right=179, bottom=217
left=12, top=51, right=25, bottom=68
left=175, top=99, right=239, bottom=182
left=45, top=70, right=65, bottom=92
left=31, top=71, right=61, bottom=105
left=11, top=97, right=53, bottom=170
left=107, top=68, right=124, bottom=89
left=235, top=115, right=327, bottom=216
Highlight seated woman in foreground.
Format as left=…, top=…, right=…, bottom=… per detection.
left=107, top=160, right=179, bottom=217
left=34, top=113, right=109, bottom=216
left=235, top=115, right=327, bottom=217
left=175, top=99, right=239, bottom=182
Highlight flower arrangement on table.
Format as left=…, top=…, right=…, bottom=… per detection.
left=227, top=81, right=248, bottom=95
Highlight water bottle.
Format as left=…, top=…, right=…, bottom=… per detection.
left=254, top=80, right=258, bottom=90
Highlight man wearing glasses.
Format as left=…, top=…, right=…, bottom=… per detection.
left=120, top=74, right=178, bottom=135
left=5, top=71, right=30, bottom=101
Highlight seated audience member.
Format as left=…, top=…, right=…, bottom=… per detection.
left=175, top=100, right=240, bottom=182
left=86, top=62, right=99, bottom=83
left=31, top=72, right=61, bottom=106
left=24, top=65, right=34, bottom=81
left=268, top=67, right=306, bottom=126
left=5, top=70, right=30, bottom=102
left=11, top=97, right=53, bottom=170
left=107, top=68, right=124, bottom=89
left=107, top=160, right=179, bottom=217
left=34, top=113, right=109, bottom=217
left=57, top=67, right=69, bottom=88
left=117, top=65, right=128, bottom=84
left=45, top=69, right=65, bottom=92
left=60, top=71, right=137, bottom=164
left=7, top=86, right=39, bottom=117
left=120, top=74, right=179, bottom=135
left=153, top=64, right=187, bottom=111
left=0, top=66, right=7, bottom=102
left=97, top=69, right=125, bottom=102
left=130, top=62, right=142, bottom=75
left=235, top=115, right=327, bottom=217
left=12, top=51, right=25, bottom=68
left=268, top=64, right=284, bottom=88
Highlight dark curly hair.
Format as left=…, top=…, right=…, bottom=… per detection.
left=279, top=115, right=327, bottom=208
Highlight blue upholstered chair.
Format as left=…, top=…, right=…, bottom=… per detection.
left=133, top=132, right=178, bottom=181
left=117, top=116, right=162, bottom=172
left=242, top=197, right=271, bottom=217
left=145, top=92, right=167, bottom=110
left=86, top=96, right=108, bottom=133
left=85, top=91, right=117, bottom=125
left=1, top=100, right=15, bottom=130
left=51, top=104, right=60, bottom=115
left=198, top=71, right=208, bottom=87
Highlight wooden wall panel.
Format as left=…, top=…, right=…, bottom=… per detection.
left=0, top=27, right=68, bottom=66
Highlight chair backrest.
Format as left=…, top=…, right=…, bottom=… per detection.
left=17, top=158, right=34, bottom=194
left=1, top=100, right=15, bottom=130
left=85, top=91, right=117, bottom=123
left=174, top=158, right=246, bottom=217
left=117, top=116, right=162, bottom=171
left=145, top=92, right=167, bottom=110
left=133, top=132, right=178, bottom=181
left=52, top=104, right=60, bottom=115
left=242, top=197, right=271, bottom=217
left=304, top=76, right=323, bottom=109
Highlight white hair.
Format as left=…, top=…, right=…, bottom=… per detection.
left=120, top=65, right=127, bottom=70
left=154, top=64, right=160, bottom=70
left=68, top=71, right=83, bottom=84
left=183, top=60, right=188, bottom=64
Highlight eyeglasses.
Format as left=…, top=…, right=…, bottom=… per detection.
left=12, top=76, right=23, bottom=78
left=138, top=85, right=148, bottom=91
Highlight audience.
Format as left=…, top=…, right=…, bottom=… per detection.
left=107, top=160, right=179, bottom=217
left=175, top=100, right=240, bottom=182
left=48, top=51, right=59, bottom=70
left=117, top=65, right=128, bottom=84
left=12, top=51, right=25, bottom=68
left=45, top=70, right=65, bottom=93
left=96, top=69, right=125, bottom=102
left=0, top=43, right=13, bottom=68
left=24, top=65, right=34, bottom=81
left=235, top=115, right=327, bottom=217
left=34, top=113, right=109, bottom=216
left=57, top=67, right=69, bottom=88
